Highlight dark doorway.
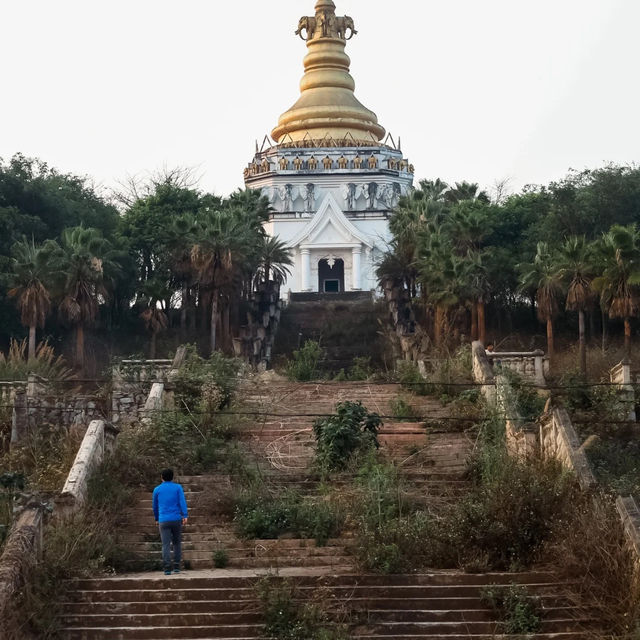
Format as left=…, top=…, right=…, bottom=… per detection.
left=318, top=258, right=345, bottom=293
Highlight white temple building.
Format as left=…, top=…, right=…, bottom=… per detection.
left=244, top=0, right=414, bottom=297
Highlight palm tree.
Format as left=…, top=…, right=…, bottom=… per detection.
left=52, top=227, right=120, bottom=370
left=519, top=242, right=564, bottom=361
left=191, top=209, right=250, bottom=353
left=445, top=181, right=490, bottom=205
left=255, top=236, right=293, bottom=286
left=593, top=225, right=640, bottom=357
left=139, top=279, right=170, bottom=359
left=168, top=213, right=198, bottom=334
left=6, top=239, right=56, bottom=360
left=557, top=236, right=594, bottom=374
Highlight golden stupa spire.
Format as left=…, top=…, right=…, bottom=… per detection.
left=271, top=0, right=385, bottom=147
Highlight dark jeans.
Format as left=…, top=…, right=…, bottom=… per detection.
left=159, top=520, right=182, bottom=571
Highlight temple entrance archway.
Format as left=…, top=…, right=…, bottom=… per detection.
left=318, top=258, right=344, bottom=293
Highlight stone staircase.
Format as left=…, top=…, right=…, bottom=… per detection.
left=59, top=571, right=597, bottom=639
left=58, top=380, right=603, bottom=638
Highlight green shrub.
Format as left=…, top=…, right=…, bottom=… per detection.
left=286, top=340, right=324, bottom=381
left=499, top=369, right=545, bottom=421
left=174, top=346, right=241, bottom=414
left=348, top=357, right=374, bottom=381
left=213, top=549, right=229, bottom=568
left=396, top=361, right=431, bottom=395
left=234, top=490, right=343, bottom=545
left=313, top=401, right=381, bottom=472
left=390, top=397, right=417, bottom=419
left=481, top=585, right=542, bottom=633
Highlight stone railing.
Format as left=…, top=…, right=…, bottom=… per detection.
left=0, top=503, right=46, bottom=625
left=496, top=374, right=538, bottom=459
left=472, top=342, right=537, bottom=458
left=471, top=341, right=496, bottom=404
left=58, top=420, right=119, bottom=513
left=114, top=359, right=173, bottom=383
left=610, top=360, right=638, bottom=421
left=487, top=350, right=547, bottom=386
left=111, top=357, right=175, bottom=426
left=539, top=406, right=597, bottom=491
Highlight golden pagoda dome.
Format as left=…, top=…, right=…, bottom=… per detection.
left=271, top=0, right=385, bottom=147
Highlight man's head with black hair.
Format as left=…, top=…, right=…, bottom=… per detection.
left=161, top=469, right=174, bottom=482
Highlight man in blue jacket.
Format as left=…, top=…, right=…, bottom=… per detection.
left=152, top=469, right=188, bottom=575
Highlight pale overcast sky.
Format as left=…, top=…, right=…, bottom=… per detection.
left=1, top=0, right=638, bottom=199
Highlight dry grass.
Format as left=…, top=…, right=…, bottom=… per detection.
left=545, top=491, right=640, bottom=636
left=0, top=339, right=73, bottom=382
left=551, top=343, right=640, bottom=383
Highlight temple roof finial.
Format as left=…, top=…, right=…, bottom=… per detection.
left=273, top=1, right=384, bottom=147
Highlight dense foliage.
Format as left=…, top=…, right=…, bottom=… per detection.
left=379, top=166, right=640, bottom=371
left=0, top=155, right=292, bottom=372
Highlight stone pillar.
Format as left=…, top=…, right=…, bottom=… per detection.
left=301, top=248, right=311, bottom=291
left=352, top=247, right=362, bottom=290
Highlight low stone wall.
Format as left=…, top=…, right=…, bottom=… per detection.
left=0, top=505, right=45, bottom=623
left=539, top=406, right=597, bottom=490
left=487, top=350, right=547, bottom=386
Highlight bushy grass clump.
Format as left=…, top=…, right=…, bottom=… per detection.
left=234, top=489, right=344, bottom=546
left=285, top=340, right=324, bottom=382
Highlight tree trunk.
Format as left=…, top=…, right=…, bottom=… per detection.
left=223, top=303, right=231, bottom=351
left=150, top=331, right=157, bottom=359
left=210, top=289, right=219, bottom=354
left=434, top=306, right=444, bottom=348
left=624, top=317, right=631, bottom=358
left=578, top=309, right=586, bottom=376
left=470, top=304, right=478, bottom=341
left=601, top=307, right=607, bottom=354
left=477, top=300, right=486, bottom=346
left=76, top=324, right=85, bottom=371
left=28, top=325, right=36, bottom=361
left=180, top=284, right=188, bottom=335
left=546, top=317, right=554, bottom=363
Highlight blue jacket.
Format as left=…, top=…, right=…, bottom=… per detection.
left=152, top=481, right=188, bottom=523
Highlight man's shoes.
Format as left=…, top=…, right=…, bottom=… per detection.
left=173, top=568, right=181, bottom=574
left=164, top=570, right=172, bottom=576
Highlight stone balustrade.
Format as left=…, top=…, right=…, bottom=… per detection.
left=114, top=359, right=173, bottom=383
left=59, top=420, right=119, bottom=512
left=539, top=406, right=597, bottom=490
left=487, top=350, right=547, bottom=386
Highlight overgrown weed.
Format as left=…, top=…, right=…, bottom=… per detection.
left=257, top=577, right=350, bottom=640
